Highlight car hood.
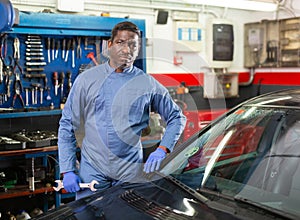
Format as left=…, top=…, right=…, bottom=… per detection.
left=35, top=178, right=240, bottom=220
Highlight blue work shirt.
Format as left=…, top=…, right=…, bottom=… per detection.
left=58, top=62, right=186, bottom=186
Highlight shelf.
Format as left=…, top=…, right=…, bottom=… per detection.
left=0, top=146, right=58, bottom=157
left=0, top=184, right=54, bottom=200
left=0, top=109, right=62, bottom=119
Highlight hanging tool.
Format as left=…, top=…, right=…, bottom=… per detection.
left=64, top=39, right=71, bottom=62
left=12, top=73, right=25, bottom=108
left=76, top=37, right=82, bottom=58
left=72, top=39, right=75, bottom=68
left=60, top=72, right=65, bottom=100
left=26, top=44, right=43, bottom=48
left=87, top=52, right=99, bottom=66
left=26, top=48, right=43, bottom=52
left=47, top=37, right=51, bottom=63
left=0, top=34, right=8, bottom=59
left=25, top=88, right=29, bottom=106
left=55, top=39, right=60, bottom=59
left=26, top=57, right=45, bottom=61
left=31, top=83, right=41, bottom=104
left=66, top=71, right=72, bottom=95
left=13, top=38, right=20, bottom=60
left=27, top=35, right=41, bottom=40
left=62, top=39, right=66, bottom=59
left=6, top=79, right=12, bottom=98
left=26, top=62, right=47, bottom=66
left=46, top=87, right=51, bottom=101
left=84, top=37, right=93, bottom=50
left=31, top=87, right=35, bottom=104
left=40, top=87, right=44, bottom=104
left=52, top=38, right=55, bottom=61
left=26, top=52, right=44, bottom=56
left=53, top=72, right=59, bottom=96
left=26, top=67, right=44, bottom=72
left=24, top=73, right=47, bottom=87
left=26, top=39, right=41, bottom=43
left=25, top=41, right=42, bottom=44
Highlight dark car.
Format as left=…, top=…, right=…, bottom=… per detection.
left=35, top=89, right=300, bottom=220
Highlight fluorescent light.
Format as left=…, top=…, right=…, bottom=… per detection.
left=184, top=0, right=277, bottom=12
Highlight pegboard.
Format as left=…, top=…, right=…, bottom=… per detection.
left=0, top=11, right=146, bottom=111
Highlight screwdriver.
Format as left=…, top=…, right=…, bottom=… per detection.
left=60, top=72, right=65, bottom=100
left=53, top=72, right=59, bottom=96
left=47, top=38, right=51, bottom=63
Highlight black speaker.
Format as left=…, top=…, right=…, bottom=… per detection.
left=156, top=10, right=168, bottom=24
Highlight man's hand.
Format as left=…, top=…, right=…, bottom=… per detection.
left=144, top=147, right=167, bottom=173
left=63, top=171, right=81, bottom=193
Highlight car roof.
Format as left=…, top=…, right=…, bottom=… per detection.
left=243, top=88, right=300, bottom=109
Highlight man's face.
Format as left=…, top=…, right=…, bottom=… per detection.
left=108, top=30, right=140, bottom=70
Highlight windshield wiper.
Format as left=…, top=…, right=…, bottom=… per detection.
left=234, top=196, right=297, bottom=220
left=198, top=188, right=297, bottom=219
left=154, top=171, right=209, bottom=204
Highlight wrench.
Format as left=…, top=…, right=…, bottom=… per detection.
left=53, top=180, right=99, bottom=192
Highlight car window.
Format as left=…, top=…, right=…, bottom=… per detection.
left=162, top=106, right=300, bottom=218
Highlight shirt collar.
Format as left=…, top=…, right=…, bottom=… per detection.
left=105, top=61, right=134, bottom=74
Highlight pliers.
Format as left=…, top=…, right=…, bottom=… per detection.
left=12, top=72, right=24, bottom=107
left=12, top=61, right=24, bottom=107
left=76, top=36, right=82, bottom=58
left=13, top=37, right=20, bottom=60
left=0, top=34, right=8, bottom=59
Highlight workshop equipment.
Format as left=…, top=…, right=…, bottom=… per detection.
left=60, top=71, right=65, bottom=100
left=55, top=39, right=60, bottom=59
left=13, top=37, right=20, bottom=60
left=0, top=12, right=146, bottom=111
left=10, top=129, right=58, bottom=148
left=12, top=70, right=24, bottom=108
left=87, top=52, right=98, bottom=66
left=71, top=39, right=75, bottom=68
left=53, top=72, right=59, bottom=96
left=76, top=36, right=82, bottom=58
left=64, top=39, right=71, bottom=62
left=53, top=180, right=99, bottom=192
left=31, top=83, right=41, bottom=104
left=66, top=71, right=72, bottom=95
left=47, top=37, right=50, bottom=63
left=0, top=34, right=8, bottom=59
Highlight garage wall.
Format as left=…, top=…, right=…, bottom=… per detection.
left=10, top=0, right=300, bottom=74
left=9, top=0, right=300, bottom=109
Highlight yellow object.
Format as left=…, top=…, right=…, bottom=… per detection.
left=101, top=12, right=110, bottom=17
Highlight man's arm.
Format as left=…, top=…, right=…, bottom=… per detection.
left=58, top=77, right=85, bottom=173
left=144, top=82, right=186, bottom=173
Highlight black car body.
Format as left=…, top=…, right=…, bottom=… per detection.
left=35, top=89, right=300, bottom=220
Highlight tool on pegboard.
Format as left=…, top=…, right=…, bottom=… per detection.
left=53, top=72, right=59, bottom=96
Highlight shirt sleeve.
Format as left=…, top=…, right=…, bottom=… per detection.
left=151, top=80, right=186, bottom=152
left=57, top=75, right=85, bottom=174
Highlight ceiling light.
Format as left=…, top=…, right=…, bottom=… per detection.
left=184, top=0, right=277, bottom=12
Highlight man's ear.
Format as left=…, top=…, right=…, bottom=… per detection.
left=108, top=39, right=112, bottom=48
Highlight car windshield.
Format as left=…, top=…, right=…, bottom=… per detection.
left=161, top=105, right=300, bottom=218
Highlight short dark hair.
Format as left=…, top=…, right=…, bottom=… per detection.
left=110, top=21, right=141, bottom=42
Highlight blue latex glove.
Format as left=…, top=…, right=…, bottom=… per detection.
left=144, top=148, right=167, bottom=173
left=62, top=171, right=81, bottom=193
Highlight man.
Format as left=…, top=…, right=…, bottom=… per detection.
left=58, top=21, right=186, bottom=199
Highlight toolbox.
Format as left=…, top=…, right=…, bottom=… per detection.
left=0, top=135, right=24, bottom=150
